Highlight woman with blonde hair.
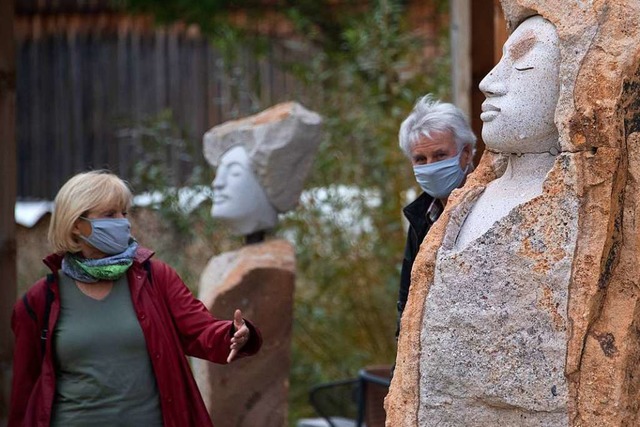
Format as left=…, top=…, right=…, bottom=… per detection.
left=9, top=170, right=261, bottom=427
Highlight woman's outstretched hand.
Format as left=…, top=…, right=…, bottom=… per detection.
left=227, top=309, right=250, bottom=363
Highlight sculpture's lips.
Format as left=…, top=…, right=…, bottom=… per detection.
left=480, top=103, right=500, bottom=122
left=212, top=194, right=229, bottom=203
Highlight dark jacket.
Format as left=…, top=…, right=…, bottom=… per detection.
left=396, top=192, right=442, bottom=337
left=9, top=247, right=262, bottom=427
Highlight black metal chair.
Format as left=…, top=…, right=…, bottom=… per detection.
left=307, top=365, right=392, bottom=427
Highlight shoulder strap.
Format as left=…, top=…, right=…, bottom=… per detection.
left=22, top=294, right=36, bottom=321
left=22, top=274, right=55, bottom=358
left=40, top=274, right=55, bottom=356
left=143, top=260, right=153, bottom=285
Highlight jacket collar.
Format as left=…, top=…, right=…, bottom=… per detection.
left=403, top=192, right=435, bottom=227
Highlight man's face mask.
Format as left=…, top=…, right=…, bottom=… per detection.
left=79, top=217, right=131, bottom=255
left=413, top=149, right=468, bottom=199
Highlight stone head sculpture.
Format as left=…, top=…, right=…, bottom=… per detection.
left=203, top=102, right=323, bottom=238
left=453, top=16, right=562, bottom=250
left=479, top=15, right=561, bottom=155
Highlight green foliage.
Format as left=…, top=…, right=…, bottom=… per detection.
left=121, top=110, right=210, bottom=239
left=280, top=2, right=451, bottom=420
left=117, top=0, right=451, bottom=423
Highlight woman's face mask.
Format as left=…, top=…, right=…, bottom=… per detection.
left=79, top=217, right=131, bottom=255
left=413, top=149, right=468, bottom=199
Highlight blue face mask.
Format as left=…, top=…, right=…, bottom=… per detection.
left=413, top=150, right=468, bottom=199
left=79, top=217, right=131, bottom=255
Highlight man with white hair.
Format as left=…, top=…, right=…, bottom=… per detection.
left=395, top=94, right=477, bottom=341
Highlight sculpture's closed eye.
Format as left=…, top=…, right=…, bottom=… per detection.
left=515, top=66, right=535, bottom=71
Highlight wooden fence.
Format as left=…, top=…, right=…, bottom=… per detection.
left=15, top=12, right=308, bottom=199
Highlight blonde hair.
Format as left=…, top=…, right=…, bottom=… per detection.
left=48, top=170, right=133, bottom=254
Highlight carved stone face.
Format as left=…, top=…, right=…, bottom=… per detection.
left=479, top=15, right=560, bottom=154
left=211, top=145, right=277, bottom=236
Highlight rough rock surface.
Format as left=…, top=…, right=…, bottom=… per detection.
left=385, top=1, right=640, bottom=426
left=193, top=239, right=295, bottom=427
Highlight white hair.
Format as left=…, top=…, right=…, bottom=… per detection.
left=399, top=94, right=477, bottom=158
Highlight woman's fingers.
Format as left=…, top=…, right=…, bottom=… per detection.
left=227, top=348, right=238, bottom=363
left=233, top=309, right=244, bottom=329
left=227, top=309, right=250, bottom=363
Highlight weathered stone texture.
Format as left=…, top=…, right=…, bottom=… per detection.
left=385, top=1, right=640, bottom=426
left=193, top=239, right=295, bottom=427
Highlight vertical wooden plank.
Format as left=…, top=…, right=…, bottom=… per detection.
left=184, top=36, right=195, bottom=138
left=141, top=35, right=156, bottom=118
left=189, top=36, right=203, bottom=137
left=105, top=34, right=120, bottom=176
left=168, top=29, right=181, bottom=185
left=148, top=28, right=167, bottom=184
left=130, top=28, right=142, bottom=171
left=39, top=36, right=54, bottom=197
left=269, top=44, right=278, bottom=104
left=258, top=44, right=272, bottom=107
left=81, top=32, right=91, bottom=173
left=155, top=28, right=167, bottom=109
left=130, top=27, right=141, bottom=177
left=271, top=43, right=286, bottom=106
left=96, top=30, right=108, bottom=172
left=207, top=45, right=223, bottom=127
left=493, top=0, right=507, bottom=63
left=173, top=32, right=186, bottom=185
left=28, top=36, right=41, bottom=196
left=53, top=32, right=67, bottom=193
left=282, top=50, right=304, bottom=105
left=450, top=0, right=472, bottom=117
left=16, top=39, right=31, bottom=199
left=205, top=42, right=214, bottom=127
left=89, top=32, right=101, bottom=170
left=470, top=0, right=498, bottom=161
left=26, top=36, right=38, bottom=197
left=197, top=38, right=208, bottom=138
left=239, top=45, right=253, bottom=114
left=189, top=35, right=206, bottom=139
left=69, top=31, right=85, bottom=176
left=117, top=25, right=132, bottom=177
left=219, top=46, right=235, bottom=121
left=167, top=28, right=180, bottom=123
left=0, top=0, right=16, bottom=422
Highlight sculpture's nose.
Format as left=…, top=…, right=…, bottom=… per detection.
left=479, top=63, right=508, bottom=97
left=212, top=171, right=226, bottom=189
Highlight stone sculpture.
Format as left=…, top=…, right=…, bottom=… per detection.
left=193, top=102, right=323, bottom=427
left=386, top=1, right=640, bottom=426
left=418, top=16, right=573, bottom=426
left=454, top=15, right=560, bottom=250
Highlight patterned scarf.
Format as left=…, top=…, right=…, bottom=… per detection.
left=61, top=240, right=139, bottom=283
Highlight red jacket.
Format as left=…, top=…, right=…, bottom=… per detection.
left=9, top=247, right=262, bottom=427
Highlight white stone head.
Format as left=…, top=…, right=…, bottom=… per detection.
left=210, top=145, right=278, bottom=236
left=479, top=15, right=561, bottom=155
left=203, top=102, right=323, bottom=237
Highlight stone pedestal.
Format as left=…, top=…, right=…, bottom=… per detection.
left=386, top=1, right=640, bottom=426
left=194, top=239, right=295, bottom=427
